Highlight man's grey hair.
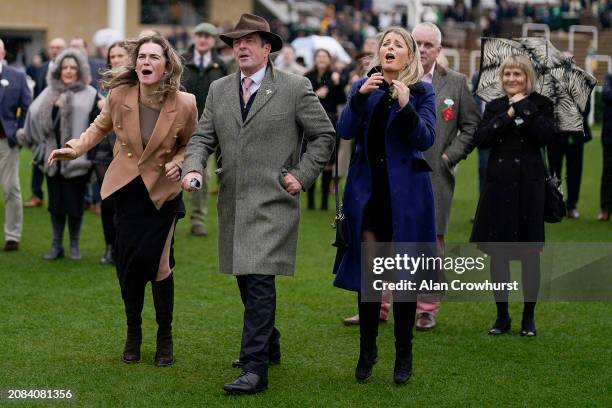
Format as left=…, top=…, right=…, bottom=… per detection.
left=412, top=22, right=442, bottom=46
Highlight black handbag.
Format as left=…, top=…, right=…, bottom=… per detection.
left=331, top=137, right=351, bottom=248
left=541, top=148, right=566, bottom=223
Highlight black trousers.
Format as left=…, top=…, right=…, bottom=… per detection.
left=307, top=169, right=333, bottom=210
left=236, top=274, right=280, bottom=377
left=601, top=144, right=612, bottom=212
left=547, top=136, right=584, bottom=210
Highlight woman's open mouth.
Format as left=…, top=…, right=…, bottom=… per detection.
left=385, top=53, right=396, bottom=63
left=141, top=69, right=153, bottom=76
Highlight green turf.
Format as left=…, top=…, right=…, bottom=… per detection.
left=1, top=133, right=611, bottom=407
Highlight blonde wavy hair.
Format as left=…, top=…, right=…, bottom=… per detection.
left=101, top=35, right=183, bottom=103
left=368, top=27, right=423, bottom=99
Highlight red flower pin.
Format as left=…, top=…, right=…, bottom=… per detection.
left=442, top=106, right=455, bottom=121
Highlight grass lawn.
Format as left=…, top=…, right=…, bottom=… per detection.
left=1, top=132, right=611, bottom=407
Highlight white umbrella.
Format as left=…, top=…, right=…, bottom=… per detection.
left=291, top=35, right=352, bottom=68
left=92, top=28, right=123, bottom=48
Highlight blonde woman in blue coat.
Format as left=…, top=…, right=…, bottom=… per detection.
left=333, top=27, right=436, bottom=384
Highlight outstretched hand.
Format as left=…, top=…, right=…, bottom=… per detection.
left=48, top=148, right=77, bottom=166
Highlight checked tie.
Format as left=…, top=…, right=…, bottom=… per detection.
left=242, top=77, right=253, bottom=106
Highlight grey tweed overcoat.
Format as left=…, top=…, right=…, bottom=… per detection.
left=182, top=64, right=335, bottom=276
left=424, top=64, right=481, bottom=235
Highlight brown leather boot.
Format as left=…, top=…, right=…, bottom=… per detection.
left=122, top=294, right=144, bottom=363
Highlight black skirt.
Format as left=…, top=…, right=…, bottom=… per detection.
left=112, top=177, right=185, bottom=299
left=46, top=173, right=89, bottom=217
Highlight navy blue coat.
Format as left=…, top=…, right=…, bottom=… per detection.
left=333, top=78, right=437, bottom=292
left=0, top=65, right=32, bottom=147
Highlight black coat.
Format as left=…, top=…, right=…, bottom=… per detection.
left=470, top=92, right=555, bottom=243
left=304, top=70, right=346, bottom=120
left=181, top=46, right=227, bottom=119
left=603, top=73, right=612, bottom=146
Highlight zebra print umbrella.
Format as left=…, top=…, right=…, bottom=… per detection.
left=476, top=37, right=597, bottom=132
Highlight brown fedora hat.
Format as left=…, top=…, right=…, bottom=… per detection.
left=219, top=13, right=283, bottom=53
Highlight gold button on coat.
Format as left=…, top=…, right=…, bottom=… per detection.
left=127, top=152, right=133, bottom=158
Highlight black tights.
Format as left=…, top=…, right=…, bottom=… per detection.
left=490, top=253, right=541, bottom=319
left=358, top=293, right=416, bottom=351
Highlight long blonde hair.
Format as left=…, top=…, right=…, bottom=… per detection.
left=101, top=35, right=183, bottom=104
left=368, top=27, right=423, bottom=99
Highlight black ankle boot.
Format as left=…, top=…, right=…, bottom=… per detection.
left=44, top=213, right=65, bottom=260
left=69, top=239, right=81, bottom=260
left=122, top=296, right=144, bottom=363
left=521, top=303, right=537, bottom=337
left=100, top=245, right=114, bottom=265
left=489, top=302, right=511, bottom=335
left=393, top=345, right=413, bottom=385
left=43, top=245, right=64, bottom=260
left=355, top=344, right=378, bottom=382
left=152, top=274, right=174, bottom=366
left=67, top=216, right=82, bottom=260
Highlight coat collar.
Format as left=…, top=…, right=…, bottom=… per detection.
left=432, top=63, right=448, bottom=93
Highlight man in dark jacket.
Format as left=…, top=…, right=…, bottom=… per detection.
left=181, top=22, right=228, bottom=237
left=0, top=38, right=33, bottom=251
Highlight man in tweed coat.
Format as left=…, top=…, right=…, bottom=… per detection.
left=413, top=23, right=481, bottom=330
left=181, top=14, right=335, bottom=395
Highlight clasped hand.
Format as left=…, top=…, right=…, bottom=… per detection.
left=358, top=73, right=410, bottom=108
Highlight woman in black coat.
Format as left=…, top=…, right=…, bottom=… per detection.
left=304, top=49, right=345, bottom=210
left=599, top=73, right=612, bottom=221
left=470, top=55, right=555, bottom=337
left=88, top=41, right=129, bottom=265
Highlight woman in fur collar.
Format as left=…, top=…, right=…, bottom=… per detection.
left=21, top=48, right=98, bottom=260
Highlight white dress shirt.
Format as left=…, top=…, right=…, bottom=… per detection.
left=240, top=64, right=267, bottom=96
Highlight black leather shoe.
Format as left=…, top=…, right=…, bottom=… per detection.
left=520, top=318, right=537, bottom=337
left=393, top=349, right=412, bottom=385
left=488, top=316, right=511, bottom=335
left=223, top=371, right=268, bottom=395
left=355, top=347, right=378, bottom=382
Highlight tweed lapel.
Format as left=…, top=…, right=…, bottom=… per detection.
left=243, top=65, right=277, bottom=127
left=432, top=64, right=449, bottom=107
left=121, top=86, right=144, bottom=156
left=226, top=72, right=243, bottom=127
left=140, top=92, right=177, bottom=164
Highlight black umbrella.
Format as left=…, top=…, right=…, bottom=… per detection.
left=476, top=37, right=597, bottom=132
